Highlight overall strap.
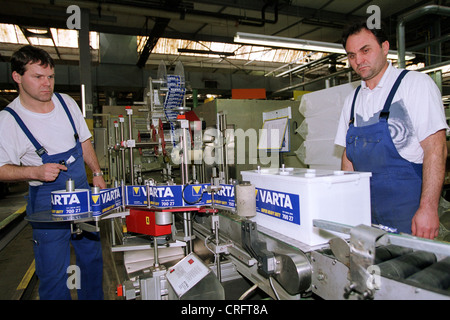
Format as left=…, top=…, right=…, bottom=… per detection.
left=349, top=85, right=361, bottom=125
left=3, top=107, right=48, bottom=158
left=54, top=92, right=79, bottom=142
left=380, top=70, right=409, bottom=120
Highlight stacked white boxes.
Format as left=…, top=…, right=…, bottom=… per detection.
left=241, top=167, right=371, bottom=247
left=296, top=82, right=359, bottom=170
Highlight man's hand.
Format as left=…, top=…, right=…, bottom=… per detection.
left=93, top=175, right=106, bottom=189
left=38, top=163, right=67, bottom=182
left=411, top=206, right=440, bottom=239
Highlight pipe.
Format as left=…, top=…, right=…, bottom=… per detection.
left=119, top=115, right=127, bottom=183
left=239, top=1, right=279, bottom=27
left=397, top=5, right=450, bottom=68
left=126, top=107, right=135, bottom=185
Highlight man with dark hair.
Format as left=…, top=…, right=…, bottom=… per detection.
left=334, top=22, right=448, bottom=239
left=0, top=45, right=106, bottom=299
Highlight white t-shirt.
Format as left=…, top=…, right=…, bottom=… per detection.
left=334, top=63, right=448, bottom=164
left=0, top=93, right=91, bottom=169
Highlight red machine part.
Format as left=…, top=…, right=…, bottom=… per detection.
left=126, top=208, right=172, bottom=237
left=150, top=119, right=167, bottom=156
left=126, top=207, right=201, bottom=237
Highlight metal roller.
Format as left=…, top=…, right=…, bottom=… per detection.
left=376, top=250, right=437, bottom=279
left=406, top=257, right=450, bottom=290
left=374, top=245, right=413, bottom=264
left=155, top=211, right=173, bottom=225
left=235, top=182, right=256, bottom=218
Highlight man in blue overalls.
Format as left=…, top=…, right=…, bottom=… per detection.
left=335, top=21, right=448, bottom=239
left=0, top=45, right=107, bottom=299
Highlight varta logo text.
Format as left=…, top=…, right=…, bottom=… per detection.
left=52, top=193, right=81, bottom=205
left=258, top=189, right=293, bottom=210
left=151, top=187, right=175, bottom=198
left=101, top=189, right=121, bottom=203
left=217, top=185, right=234, bottom=197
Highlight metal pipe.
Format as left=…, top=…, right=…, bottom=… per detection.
left=153, top=237, right=160, bottom=268
left=397, top=5, right=450, bottom=68
left=179, top=118, right=193, bottom=253
left=126, top=107, right=135, bottom=185
left=114, top=121, right=120, bottom=182
left=119, top=115, right=126, bottom=183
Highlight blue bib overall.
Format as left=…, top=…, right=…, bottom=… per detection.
left=345, top=70, right=422, bottom=234
left=4, top=93, right=103, bottom=300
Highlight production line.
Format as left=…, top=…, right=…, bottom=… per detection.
left=35, top=65, right=450, bottom=301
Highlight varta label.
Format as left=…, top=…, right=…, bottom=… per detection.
left=151, top=186, right=175, bottom=198
left=92, top=195, right=100, bottom=204
left=101, top=188, right=121, bottom=203
left=182, top=184, right=211, bottom=206
left=258, top=189, right=293, bottom=210
left=51, top=190, right=90, bottom=216
left=214, top=184, right=235, bottom=208
left=52, top=193, right=81, bottom=205
left=133, top=186, right=147, bottom=196
left=98, top=187, right=122, bottom=215
left=152, top=185, right=183, bottom=207
left=216, top=184, right=234, bottom=198
left=126, top=186, right=148, bottom=206
left=256, top=187, right=300, bottom=225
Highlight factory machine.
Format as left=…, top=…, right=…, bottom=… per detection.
left=47, top=63, right=450, bottom=300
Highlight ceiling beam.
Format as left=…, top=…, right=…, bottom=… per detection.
left=136, top=17, right=170, bottom=68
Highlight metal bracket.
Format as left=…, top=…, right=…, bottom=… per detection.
left=71, top=221, right=100, bottom=234
left=345, top=224, right=385, bottom=299
left=241, top=220, right=277, bottom=278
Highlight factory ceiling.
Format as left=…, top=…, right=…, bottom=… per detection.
left=0, top=0, right=449, bottom=103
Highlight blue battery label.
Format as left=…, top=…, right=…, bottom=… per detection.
left=182, top=184, right=211, bottom=206
left=91, top=187, right=122, bottom=216
left=214, top=184, right=235, bottom=208
left=51, top=190, right=91, bottom=215
left=255, top=187, right=300, bottom=225
left=126, top=185, right=149, bottom=206
left=150, top=185, right=183, bottom=208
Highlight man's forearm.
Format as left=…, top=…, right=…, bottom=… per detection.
left=419, top=130, right=447, bottom=211
left=0, top=163, right=68, bottom=183
left=0, top=164, right=38, bottom=182
left=81, top=139, right=106, bottom=189
left=81, top=139, right=102, bottom=174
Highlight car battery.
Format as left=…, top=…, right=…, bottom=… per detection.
left=241, top=167, right=371, bottom=247
left=126, top=208, right=172, bottom=237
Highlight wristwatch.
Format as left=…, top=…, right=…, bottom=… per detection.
left=93, top=171, right=104, bottom=177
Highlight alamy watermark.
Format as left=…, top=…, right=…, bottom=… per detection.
left=66, top=265, right=81, bottom=290
left=366, top=5, right=381, bottom=30
left=66, top=5, right=81, bottom=30
left=169, top=123, right=282, bottom=168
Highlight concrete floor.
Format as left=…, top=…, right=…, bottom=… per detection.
left=0, top=220, right=127, bottom=300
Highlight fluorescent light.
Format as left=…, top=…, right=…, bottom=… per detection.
left=234, top=32, right=415, bottom=61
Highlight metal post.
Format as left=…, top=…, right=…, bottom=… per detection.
left=126, top=107, right=135, bottom=185
left=119, top=115, right=126, bottom=183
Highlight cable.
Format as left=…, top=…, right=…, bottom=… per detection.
left=204, top=235, right=217, bottom=268
left=269, top=276, right=280, bottom=300
left=238, top=283, right=258, bottom=300
left=182, top=181, right=205, bottom=205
